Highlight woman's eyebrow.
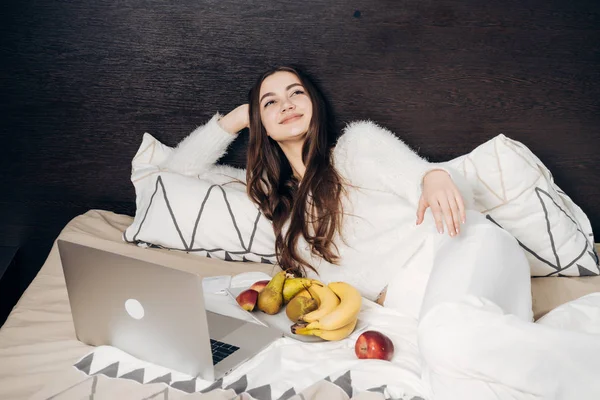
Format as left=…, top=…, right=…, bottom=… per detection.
left=260, top=83, right=303, bottom=103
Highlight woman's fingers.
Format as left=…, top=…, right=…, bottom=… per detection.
left=455, top=189, right=467, bottom=224
left=416, top=196, right=427, bottom=225
left=438, top=197, right=457, bottom=237
left=420, top=185, right=467, bottom=236
left=447, top=192, right=461, bottom=236
left=430, top=201, right=445, bottom=234
left=420, top=170, right=467, bottom=236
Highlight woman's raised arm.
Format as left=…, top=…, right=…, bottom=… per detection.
left=335, top=120, right=474, bottom=237
left=160, top=105, right=249, bottom=177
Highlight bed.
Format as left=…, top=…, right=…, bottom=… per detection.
left=0, top=209, right=598, bottom=399
left=2, top=0, right=600, bottom=399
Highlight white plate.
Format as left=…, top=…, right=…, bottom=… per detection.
left=226, top=286, right=366, bottom=343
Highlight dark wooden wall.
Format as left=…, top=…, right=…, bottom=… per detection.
left=1, top=0, right=599, bottom=325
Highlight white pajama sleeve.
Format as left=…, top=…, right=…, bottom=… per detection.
left=339, top=121, right=474, bottom=209
left=160, top=112, right=238, bottom=177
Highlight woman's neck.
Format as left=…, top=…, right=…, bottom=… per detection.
left=278, top=140, right=306, bottom=180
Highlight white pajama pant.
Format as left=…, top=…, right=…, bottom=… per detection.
left=417, top=210, right=600, bottom=399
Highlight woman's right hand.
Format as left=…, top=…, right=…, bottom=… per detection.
left=218, top=104, right=249, bottom=135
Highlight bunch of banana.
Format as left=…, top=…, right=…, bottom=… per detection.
left=289, top=281, right=362, bottom=341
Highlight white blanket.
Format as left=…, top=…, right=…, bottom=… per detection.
left=31, top=291, right=600, bottom=400
left=32, top=280, right=429, bottom=400
left=415, top=211, right=600, bottom=400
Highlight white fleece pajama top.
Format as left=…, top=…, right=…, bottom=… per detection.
left=162, top=113, right=474, bottom=301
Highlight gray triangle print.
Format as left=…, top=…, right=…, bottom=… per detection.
left=120, top=368, right=145, bottom=383
left=588, top=251, right=599, bottom=268
left=148, top=373, right=172, bottom=385
left=577, top=264, right=598, bottom=276
left=277, top=387, right=296, bottom=400
left=93, top=361, right=120, bottom=378
left=367, top=384, right=386, bottom=393
left=247, top=384, right=272, bottom=400
left=332, top=370, right=352, bottom=398
left=199, top=378, right=223, bottom=393
left=171, top=377, right=197, bottom=393
left=225, top=374, right=247, bottom=394
left=73, top=352, right=94, bottom=375
left=146, top=372, right=171, bottom=385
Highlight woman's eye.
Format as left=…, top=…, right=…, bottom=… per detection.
left=264, top=100, right=275, bottom=108
left=291, top=89, right=304, bottom=96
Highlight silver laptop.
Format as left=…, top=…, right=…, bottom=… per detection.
left=57, top=239, right=282, bottom=381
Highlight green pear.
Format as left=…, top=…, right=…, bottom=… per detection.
left=257, top=271, right=287, bottom=315
left=282, top=277, right=313, bottom=304
left=285, top=295, right=319, bottom=323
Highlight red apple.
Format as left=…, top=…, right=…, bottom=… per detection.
left=354, top=330, right=394, bottom=361
left=236, top=289, right=259, bottom=311
left=249, top=280, right=270, bottom=293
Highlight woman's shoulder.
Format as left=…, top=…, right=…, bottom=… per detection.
left=333, top=119, right=405, bottom=161
left=338, top=119, right=394, bottom=141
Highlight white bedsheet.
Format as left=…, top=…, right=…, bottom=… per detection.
left=31, top=295, right=429, bottom=399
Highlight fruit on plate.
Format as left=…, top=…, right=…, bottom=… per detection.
left=300, top=281, right=341, bottom=323
left=354, top=330, right=394, bottom=361
left=249, top=280, right=270, bottom=293
left=301, top=282, right=362, bottom=330
left=294, top=288, right=311, bottom=299
left=285, top=295, right=319, bottom=323
left=235, top=289, right=259, bottom=311
left=282, top=277, right=313, bottom=304
left=292, top=318, right=358, bottom=341
left=290, top=281, right=362, bottom=341
left=257, top=271, right=287, bottom=315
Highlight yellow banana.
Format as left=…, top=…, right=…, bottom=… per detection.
left=282, top=277, right=313, bottom=303
left=300, top=281, right=340, bottom=323
left=291, top=318, right=358, bottom=341
left=304, top=282, right=362, bottom=331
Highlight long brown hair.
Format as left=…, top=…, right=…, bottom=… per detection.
left=246, top=66, right=345, bottom=276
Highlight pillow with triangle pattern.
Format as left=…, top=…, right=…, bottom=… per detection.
left=446, top=134, right=598, bottom=277
left=123, top=133, right=277, bottom=265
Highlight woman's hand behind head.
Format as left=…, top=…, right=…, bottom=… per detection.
left=219, top=104, right=249, bottom=135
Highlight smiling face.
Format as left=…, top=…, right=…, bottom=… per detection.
left=258, top=71, right=313, bottom=143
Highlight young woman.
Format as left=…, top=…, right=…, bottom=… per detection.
left=161, top=66, right=600, bottom=399
left=165, top=66, right=472, bottom=302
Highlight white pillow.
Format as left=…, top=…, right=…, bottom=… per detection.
left=123, top=133, right=277, bottom=264
left=446, top=134, right=598, bottom=277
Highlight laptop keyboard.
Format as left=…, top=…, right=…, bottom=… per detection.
left=210, top=339, right=239, bottom=365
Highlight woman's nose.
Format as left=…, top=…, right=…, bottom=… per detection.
left=280, top=99, right=295, bottom=112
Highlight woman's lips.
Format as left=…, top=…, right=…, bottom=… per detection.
left=280, top=114, right=302, bottom=124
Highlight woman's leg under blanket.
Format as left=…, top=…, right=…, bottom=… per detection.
left=419, top=210, right=533, bottom=322
left=418, top=210, right=600, bottom=399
